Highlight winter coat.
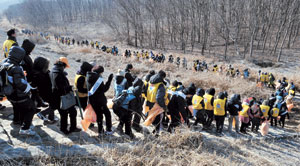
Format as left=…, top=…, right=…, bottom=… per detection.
left=50, top=62, right=72, bottom=109
left=21, top=39, right=35, bottom=82
left=31, top=57, right=52, bottom=103
left=125, top=70, right=134, bottom=87
left=168, top=91, right=186, bottom=113
left=6, top=46, right=30, bottom=102
left=87, top=72, right=113, bottom=108
left=227, top=94, right=242, bottom=116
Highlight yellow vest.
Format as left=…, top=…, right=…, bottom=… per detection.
left=165, top=91, right=170, bottom=106
left=3, top=39, right=16, bottom=58
left=265, top=75, right=269, bottom=82
left=169, top=86, right=177, bottom=92
left=240, top=104, right=249, bottom=117
left=74, top=74, right=88, bottom=98
left=260, top=105, right=270, bottom=118
left=204, top=94, right=214, bottom=111
left=213, top=67, right=218, bottom=72
left=213, top=99, right=226, bottom=116
left=271, top=108, right=279, bottom=117
left=260, top=75, right=265, bottom=82
left=289, top=89, right=295, bottom=96
left=146, top=82, right=163, bottom=103
left=192, top=95, right=203, bottom=110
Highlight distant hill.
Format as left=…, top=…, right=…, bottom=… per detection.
left=0, top=0, right=22, bottom=13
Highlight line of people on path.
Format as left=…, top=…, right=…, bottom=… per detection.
left=54, top=35, right=119, bottom=56
left=0, top=28, right=296, bottom=139
left=22, top=29, right=50, bottom=40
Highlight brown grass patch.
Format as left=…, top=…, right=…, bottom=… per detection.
left=28, top=35, right=48, bottom=45
left=79, top=48, right=92, bottom=54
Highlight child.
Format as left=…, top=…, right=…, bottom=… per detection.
left=192, top=88, right=205, bottom=127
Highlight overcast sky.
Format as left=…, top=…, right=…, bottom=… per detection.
left=0, top=0, right=22, bottom=13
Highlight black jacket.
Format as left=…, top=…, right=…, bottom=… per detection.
left=187, top=83, right=196, bottom=95
left=6, top=46, right=29, bottom=101
left=31, top=57, right=52, bottom=103
left=87, top=72, right=113, bottom=108
left=50, top=62, right=72, bottom=109
left=168, top=92, right=186, bottom=112
left=128, top=86, right=143, bottom=112
left=125, top=70, right=134, bottom=87
left=227, top=94, right=242, bottom=116
left=21, top=39, right=35, bottom=82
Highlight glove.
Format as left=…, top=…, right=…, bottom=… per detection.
left=108, top=74, right=114, bottom=81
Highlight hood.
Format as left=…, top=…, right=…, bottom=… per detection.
left=52, top=62, right=65, bottom=73
left=187, top=84, right=196, bottom=95
left=223, top=91, right=228, bottom=98
left=207, top=88, right=215, bottom=96
left=115, top=75, right=125, bottom=84
left=125, top=64, right=133, bottom=71
left=196, top=88, right=205, bottom=96
left=86, top=71, right=99, bottom=85
left=172, top=80, right=179, bottom=87
left=188, top=83, right=195, bottom=89
left=133, top=78, right=143, bottom=87
left=78, top=62, right=93, bottom=75
left=7, top=46, right=26, bottom=65
left=145, top=73, right=154, bottom=82
left=22, top=39, right=35, bottom=55
left=229, top=94, right=240, bottom=103
left=132, top=86, right=142, bottom=97
left=149, top=74, right=164, bottom=84
left=217, top=92, right=225, bottom=99
left=33, top=56, right=49, bottom=72
left=262, top=100, right=269, bottom=106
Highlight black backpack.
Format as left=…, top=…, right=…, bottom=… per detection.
left=112, top=90, right=128, bottom=107
left=0, top=63, right=14, bottom=97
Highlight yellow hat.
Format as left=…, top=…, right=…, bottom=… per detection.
left=59, top=57, right=70, bottom=68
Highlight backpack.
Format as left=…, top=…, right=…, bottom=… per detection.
left=0, top=63, right=14, bottom=97
left=112, top=90, right=128, bottom=107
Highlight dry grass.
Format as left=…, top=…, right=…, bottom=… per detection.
left=0, top=131, right=239, bottom=166
left=79, top=48, right=93, bottom=54
left=4, top=127, right=295, bottom=165
left=28, top=35, right=48, bottom=45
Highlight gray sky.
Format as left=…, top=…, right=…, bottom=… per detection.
left=0, top=0, right=22, bottom=13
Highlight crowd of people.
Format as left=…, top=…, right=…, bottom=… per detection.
left=22, top=29, right=50, bottom=40
left=53, top=35, right=119, bottom=56
left=0, top=28, right=297, bottom=139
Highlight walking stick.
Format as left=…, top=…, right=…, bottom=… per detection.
left=75, top=90, right=84, bottom=120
